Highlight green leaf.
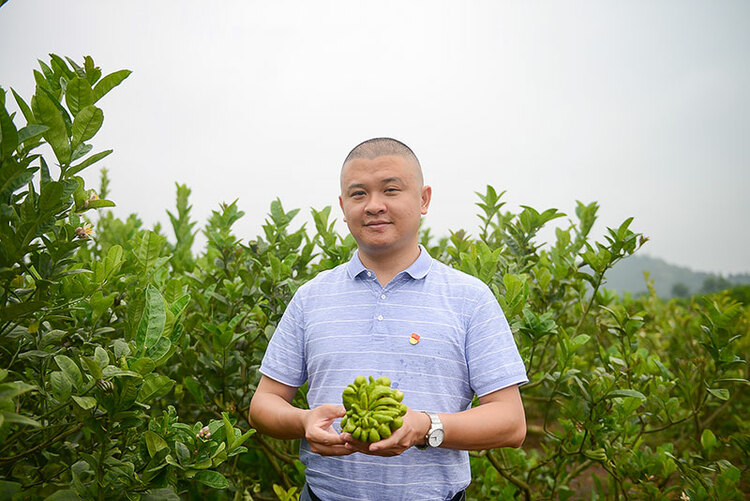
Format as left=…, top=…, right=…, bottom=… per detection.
left=113, top=339, right=131, bottom=359
left=135, top=285, right=166, bottom=352
left=65, top=56, right=87, bottom=78
left=102, top=367, right=142, bottom=379
left=136, top=231, right=166, bottom=271
left=70, top=105, right=103, bottom=150
left=80, top=356, right=103, bottom=380
left=193, top=470, right=228, bottom=489
left=85, top=199, right=116, bottom=209
left=130, top=357, right=156, bottom=376
left=105, top=244, right=124, bottom=276
left=94, top=347, right=109, bottom=369
left=38, top=181, right=64, bottom=218
left=0, top=381, right=36, bottom=401
left=0, top=301, right=44, bottom=322
left=583, top=448, right=607, bottom=461
left=138, top=374, right=174, bottom=403
left=169, top=294, right=190, bottom=317
left=44, top=489, right=82, bottom=501
left=0, top=105, right=19, bottom=160
left=50, top=371, right=72, bottom=402
left=222, top=412, right=234, bottom=449
left=93, top=69, right=131, bottom=102
left=0, top=481, right=21, bottom=499
left=228, top=429, right=255, bottom=451
left=70, top=141, right=93, bottom=162
left=84, top=56, right=101, bottom=85
left=49, top=53, right=74, bottom=80
left=604, top=389, right=646, bottom=400
left=1, top=411, right=41, bottom=427
left=54, top=355, right=83, bottom=390
left=141, top=488, right=179, bottom=501
left=175, top=441, right=190, bottom=465
left=143, top=430, right=168, bottom=457
left=31, top=91, right=71, bottom=165
left=707, top=388, right=729, bottom=401
left=67, top=149, right=112, bottom=176
left=65, top=77, right=94, bottom=117
left=570, top=334, right=590, bottom=351
left=701, top=429, right=717, bottom=451
left=12, top=88, right=36, bottom=124
left=183, top=376, right=204, bottom=404
left=146, top=336, right=171, bottom=360
left=71, top=395, right=97, bottom=410
left=90, top=291, right=114, bottom=323
left=17, top=124, right=48, bottom=144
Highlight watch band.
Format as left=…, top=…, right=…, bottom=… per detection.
left=416, top=411, right=444, bottom=449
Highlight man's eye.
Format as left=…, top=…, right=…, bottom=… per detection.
left=351, top=191, right=365, bottom=197
left=385, top=188, right=399, bottom=193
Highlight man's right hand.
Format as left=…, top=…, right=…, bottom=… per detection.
left=302, top=404, right=352, bottom=456
left=250, top=375, right=355, bottom=456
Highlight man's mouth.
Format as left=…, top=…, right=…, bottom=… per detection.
left=365, top=221, right=391, bottom=228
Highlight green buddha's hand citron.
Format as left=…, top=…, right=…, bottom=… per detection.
left=340, top=375, right=407, bottom=443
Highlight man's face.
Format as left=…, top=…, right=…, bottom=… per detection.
left=339, top=155, right=431, bottom=259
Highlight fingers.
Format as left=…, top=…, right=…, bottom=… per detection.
left=341, top=431, right=407, bottom=457
left=306, top=425, right=353, bottom=456
left=309, top=442, right=354, bottom=456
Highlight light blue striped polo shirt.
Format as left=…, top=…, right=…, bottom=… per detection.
left=260, top=246, right=528, bottom=501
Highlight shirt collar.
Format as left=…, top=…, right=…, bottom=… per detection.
left=346, top=245, right=433, bottom=280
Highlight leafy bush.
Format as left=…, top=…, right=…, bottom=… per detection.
left=0, top=56, right=252, bottom=500
left=1, top=56, right=747, bottom=500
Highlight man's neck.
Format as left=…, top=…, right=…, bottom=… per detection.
left=358, top=244, right=422, bottom=288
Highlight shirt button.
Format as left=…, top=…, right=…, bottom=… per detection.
left=380, top=294, right=386, bottom=300
left=377, top=315, right=383, bottom=321
left=366, top=271, right=372, bottom=277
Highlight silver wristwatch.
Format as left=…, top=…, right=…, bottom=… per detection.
left=417, top=412, right=444, bottom=449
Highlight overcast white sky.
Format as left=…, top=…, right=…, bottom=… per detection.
left=1, top=1, right=748, bottom=274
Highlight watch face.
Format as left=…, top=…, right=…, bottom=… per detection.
left=428, top=429, right=445, bottom=447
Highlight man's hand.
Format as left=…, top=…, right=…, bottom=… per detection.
left=303, top=404, right=352, bottom=456
left=251, top=376, right=354, bottom=456
left=340, top=407, right=429, bottom=456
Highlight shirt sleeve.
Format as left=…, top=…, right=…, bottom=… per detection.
left=259, top=291, right=308, bottom=388
left=464, top=285, right=528, bottom=397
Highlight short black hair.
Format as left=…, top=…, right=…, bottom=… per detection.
left=343, top=137, right=421, bottom=170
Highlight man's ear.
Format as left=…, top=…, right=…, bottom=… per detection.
left=339, top=195, right=346, bottom=222
left=420, top=185, right=432, bottom=215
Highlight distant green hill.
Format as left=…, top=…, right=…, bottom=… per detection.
left=602, top=255, right=750, bottom=298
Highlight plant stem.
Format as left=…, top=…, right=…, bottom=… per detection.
left=486, top=450, right=531, bottom=501
left=0, top=422, right=84, bottom=466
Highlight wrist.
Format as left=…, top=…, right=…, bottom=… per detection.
left=417, top=411, right=431, bottom=446
left=298, top=407, right=314, bottom=437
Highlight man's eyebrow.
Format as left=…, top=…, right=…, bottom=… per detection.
left=346, top=183, right=366, bottom=191
left=380, top=177, right=404, bottom=184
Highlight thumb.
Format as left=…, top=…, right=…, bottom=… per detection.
left=330, top=404, right=346, bottom=417
left=316, top=404, right=346, bottom=418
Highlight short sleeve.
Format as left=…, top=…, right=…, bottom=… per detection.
left=259, top=292, right=308, bottom=387
left=465, top=286, right=528, bottom=397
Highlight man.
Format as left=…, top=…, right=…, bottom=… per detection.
left=249, top=138, right=527, bottom=501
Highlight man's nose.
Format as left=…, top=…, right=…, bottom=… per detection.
left=365, top=194, right=387, bottom=214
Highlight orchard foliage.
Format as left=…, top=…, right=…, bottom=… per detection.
left=0, top=56, right=748, bottom=500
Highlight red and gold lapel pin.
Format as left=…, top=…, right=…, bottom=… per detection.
left=409, top=333, right=420, bottom=345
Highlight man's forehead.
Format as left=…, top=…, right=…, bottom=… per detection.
left=340, top=154, right=423, bottom=186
